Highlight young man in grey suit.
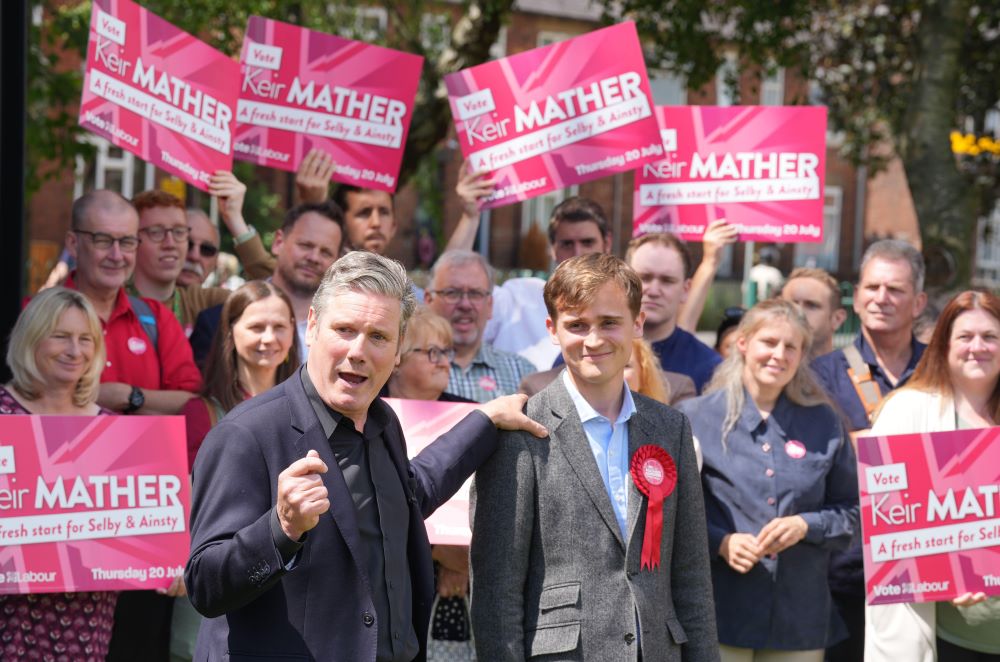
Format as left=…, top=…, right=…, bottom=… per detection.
left=471, top=253, right=719, bottom=661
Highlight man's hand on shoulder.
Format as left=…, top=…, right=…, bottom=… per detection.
left=477, top=394, right=547, bottom=438
left=276, top=449, right=330, bottom=541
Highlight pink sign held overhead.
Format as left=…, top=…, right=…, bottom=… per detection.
left=78, top=0, right=239, bottom=191
left=234, top=17, right=424, bottom=192
left=445, top=22, right=663, bottom=209
left=384, top=399, right=482, bottom=545
left=0, top=416, right=190, bottom=594
left=858, top=427, right=1000, bottom=606
left=633, top=106, right=827, bottom=242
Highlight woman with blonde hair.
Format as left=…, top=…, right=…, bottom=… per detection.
left=0, top=287, right=117, bottom=658
left=623, top=338, right=672, bottom=404
left=678, top=298, right=859, bottom=660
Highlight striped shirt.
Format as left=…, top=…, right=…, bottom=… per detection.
left=447, top=343, right=537, bottom=403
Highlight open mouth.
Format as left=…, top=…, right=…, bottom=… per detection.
left=339, top=371, right=368, bottom=386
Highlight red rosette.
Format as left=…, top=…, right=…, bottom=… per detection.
left=630, top=445, right=677, bottom=570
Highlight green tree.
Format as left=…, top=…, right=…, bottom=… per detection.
left=615, top=0, right=1000, bottom=287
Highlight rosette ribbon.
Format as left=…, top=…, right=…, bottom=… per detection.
left=630, top=445, right=677, bottom=570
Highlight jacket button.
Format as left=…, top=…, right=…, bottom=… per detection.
left=363, top=611, right=375, bottom=627
left=624, top=632, right=635, bottom=644
left=627, top=570, right=637, bottom=578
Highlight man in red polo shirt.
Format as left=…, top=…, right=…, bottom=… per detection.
left=64, top=189, right=202, bottom=414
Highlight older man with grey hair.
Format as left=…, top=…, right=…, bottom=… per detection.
left=425, top=249, right=537, bottom=402
left=811, top=238, right=927, bottom=662
left=185, top=250, right=546, bottom=662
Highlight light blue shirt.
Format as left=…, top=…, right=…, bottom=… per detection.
left=562, top=371, right=636, bottom=536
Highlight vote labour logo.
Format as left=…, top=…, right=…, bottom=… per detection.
left=0, top=445, right=15, bottom=474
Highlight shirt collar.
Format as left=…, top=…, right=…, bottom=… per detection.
left=855, top=332, right=926, bottom=375
left=66, top=273, right=132, bottom=324
left=736, top=387, right=792, bottom=435
left=561, top=370, right=636, bottom=426
left=299, top=366, right=387, bottom=438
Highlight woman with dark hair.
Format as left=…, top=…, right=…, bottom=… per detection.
left=182, top=280, right=301, bottom=469
left=866, top=290, right=1000, bottom=662
left=678, top=299, right=858, bottom=661
left=0, top=287, right=116, bottom=659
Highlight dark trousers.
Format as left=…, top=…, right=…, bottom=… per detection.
left=825, top=591, right=864, bottom=662
left=107, top=590, right=174, bottom=662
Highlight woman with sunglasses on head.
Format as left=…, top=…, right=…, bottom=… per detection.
left=677, top=299, right=859, bottom=661
left=716, top=306, right=746, bottom=359
left=865, top=291, right=1000, bottom=662
left=0, top=288, right=118, bottom=659
left=379, top=306, right=477, bottom=659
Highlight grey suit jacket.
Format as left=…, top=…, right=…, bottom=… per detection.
left=470, top=376, right=719, bottom=662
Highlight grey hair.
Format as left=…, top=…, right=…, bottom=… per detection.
left=859, top=239, right=925, bottom=293
left=430, top=249, right=495, bottom=289
left=71, top=189, right=134, bottom=231
left=311, top=251, right=416, bottom=338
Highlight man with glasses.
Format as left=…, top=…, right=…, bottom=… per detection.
left=178, top=208, right=221, bottom=289
left=425, top=250, right=537, bottom=402
left=131, top=190, right=232, bottom=336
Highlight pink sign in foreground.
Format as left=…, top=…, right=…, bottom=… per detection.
left=79, top=0, right=239, bottom=191
left=385, top=399, right=481, bottom=545
left=445, top=22, right=663, bottom=209
left=633, top=106, right=827, bottom=242
left=234, top=17, right=424, bottom=192
left=0, top=416, right=190, bottom=594
left=858, top=427, right=1000, bottom=606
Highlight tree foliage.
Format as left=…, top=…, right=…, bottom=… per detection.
left=614, top=0, right=1000, bottom=285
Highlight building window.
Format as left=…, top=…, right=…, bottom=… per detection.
left=327, top=5, right=387, bottom=41
left=648, top=69, right=687, bottom=106
left=793, top=186, right=843, bottom=272
left=536, top=30, right=575, bottom=47
left=74, top=135, right=154, bottom=200
left=975, top=202, right=1000, bottom=287
left=520, top=186, right=579, bottom=237
left=716, top=52, right=739, bottom=106
left=761, top=66, right=785, bottom=106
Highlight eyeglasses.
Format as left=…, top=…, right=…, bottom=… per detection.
left=73, top=229, right=139, bottom=252
left=430, top=288, right=490, bottom=304
left=188, top=239, right=219, bottom=258
left=139, top=225, right=190, bottom=243
left=406, top=346, right=456, bottom=364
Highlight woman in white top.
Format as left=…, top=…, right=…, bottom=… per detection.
left=866, top=290, right=1000, bottom=661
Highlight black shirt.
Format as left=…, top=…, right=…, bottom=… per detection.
left=300, top=369, right=419, bottom=662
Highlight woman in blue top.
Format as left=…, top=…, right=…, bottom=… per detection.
left=678, top=299, right=859, bottom=661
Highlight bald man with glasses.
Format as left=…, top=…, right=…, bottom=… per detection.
left=425, top=250, right=537, bottom=402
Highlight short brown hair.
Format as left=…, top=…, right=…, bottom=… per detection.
left=625, top=233, right=693, bottom=278
left=544, top=253, right=642, bottom=321
left=548, top=197, right=610, bottom=244
left=132, top=190, right=185, bottom=216
left=784, top=267, right=843, bottom=310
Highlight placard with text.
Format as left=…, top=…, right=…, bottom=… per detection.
left=633, top=106, right=827, bottom=242
left=385, top=399, right=481, bottom=545
left=445, top=22, right=663, bottom=208
left=858, top=427, right=1000, bottom=605
left=0, top=416, right=190, bottom=594
left=79, top=0, right=239, bottom=191
left=234, top=17, right=423, bottom=192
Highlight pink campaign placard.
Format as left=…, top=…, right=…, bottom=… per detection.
left=0, top=416, right=190, bottom=594
left=444, top=22, right=664, bottom=209
left=78, top=0, right=239, bottom=191
left=234, top=17, right=424, bottom=192
left=633, top=106, right=827, bottom=242
left=858, top=427, right=1000, bottom=606
left=385, top=398, right=481, bottom=545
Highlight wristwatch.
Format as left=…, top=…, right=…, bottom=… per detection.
left=124, top=386, right=145, bottom=414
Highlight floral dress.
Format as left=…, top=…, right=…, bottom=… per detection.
left=0, top=385, right=118, bottom=661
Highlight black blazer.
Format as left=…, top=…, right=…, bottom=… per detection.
left=185, top=369, right=498, bottom=661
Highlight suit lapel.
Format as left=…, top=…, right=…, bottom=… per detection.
left=625, top=405, right=653, bottom=551
left=548, top=379, right=626, bottom=550
left=286, top=373, right=371, bottom=592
